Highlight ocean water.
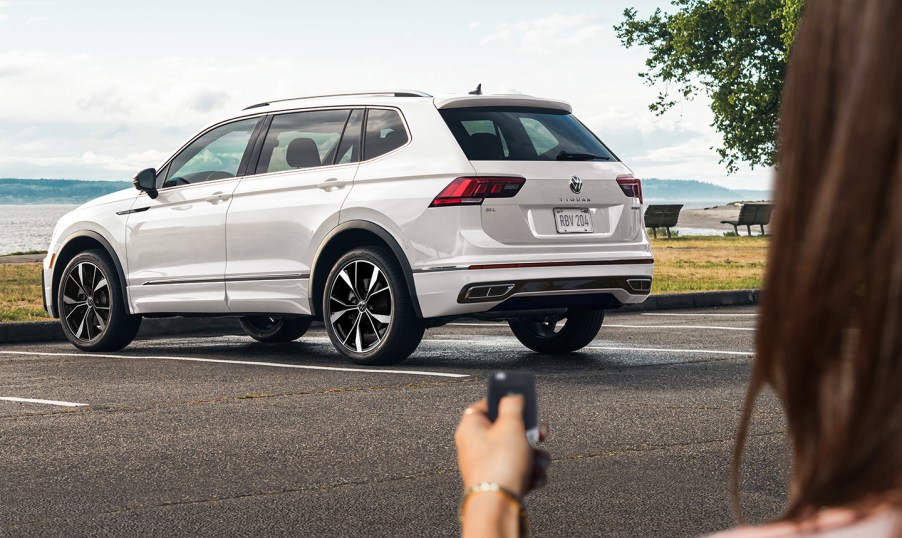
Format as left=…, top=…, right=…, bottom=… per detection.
left=0, top=205, right=78, bottom=254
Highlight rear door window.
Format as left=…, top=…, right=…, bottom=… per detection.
left=255, top=109, right=351, bottom=174
left=440, top=107, right=617, bottom=162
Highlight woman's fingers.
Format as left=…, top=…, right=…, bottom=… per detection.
left=455, top=399, right=491, bottom=442
left=496, top=394, right=527, bottom=435
left=468, top=399, right=489, bottom=416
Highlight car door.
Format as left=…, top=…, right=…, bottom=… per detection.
left=125, top=116, right=262, bottom=314
left=225, top=108, right=361, bottom=315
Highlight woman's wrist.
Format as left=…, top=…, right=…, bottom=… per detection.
left=460, top=483, right=528, bottom=538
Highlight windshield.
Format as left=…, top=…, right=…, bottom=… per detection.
left=439, top=107, right=617, bottom=162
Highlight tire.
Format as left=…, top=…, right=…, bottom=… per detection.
left=57, top=249, right=141, bottom=352
left=508, top=309, right=604, bottom=354
left=238, top=315, right=311, bottom=343
left=322, top=246, right=424, bottom=365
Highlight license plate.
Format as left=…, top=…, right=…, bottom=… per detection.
left=554, top=208, right=594, bottom=233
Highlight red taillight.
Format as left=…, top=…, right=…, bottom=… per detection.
left=429, top=177, right=525, bottom=207
left=616, top=176, right=643, bottom=204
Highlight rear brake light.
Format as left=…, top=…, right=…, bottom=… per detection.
left=616, top=176, right=643, bottom=204
left=429, top=177, right=525, bottom=207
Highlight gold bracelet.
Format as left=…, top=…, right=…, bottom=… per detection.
left=459, top=482, right=529, bottom=537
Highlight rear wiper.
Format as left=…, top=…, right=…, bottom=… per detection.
left=555, top=151, right=611, bottom=161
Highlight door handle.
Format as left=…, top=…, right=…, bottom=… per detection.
left=317, top=178, right=346, bottom=192
left=205, top=192, right=230, bottom=204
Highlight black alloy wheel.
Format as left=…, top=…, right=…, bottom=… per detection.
left=238, top=315, right=312, bottom=343
left=323, top=247, right=423, bottom=365
left=508, top=309, right=604, bottom=354
left=57, top=250, right=141, bottom=351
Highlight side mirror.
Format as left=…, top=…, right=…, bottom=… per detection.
left=133, top=168, right=158, bottom=199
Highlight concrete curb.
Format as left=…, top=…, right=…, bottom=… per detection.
left=0, top=290, right=760, bottom=344
left=618, top=289, right=760, bottom=312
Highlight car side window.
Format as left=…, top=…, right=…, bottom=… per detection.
left=164, top=118, right=259, bottom=187
left=364, top=109, right=409, bottom=161
left=255, top=109, right=351, bottom=174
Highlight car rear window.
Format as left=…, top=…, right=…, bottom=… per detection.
left=439, top=107, right=617, bottom=162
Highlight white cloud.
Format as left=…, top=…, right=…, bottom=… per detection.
left=76, top=89, right=134, bottom=116
left=0, top=50, right=45, bottom=77
left=637, top=136, right=720, bottom=163
left=0, top=14, right=8, bottom=21
left=169, top=84, right=231, bottom=113
left=480, top=13, right=603, bottom=53
left=468, top=21, right=480, bottom=29
left=79, top=149, right=170, bottom=171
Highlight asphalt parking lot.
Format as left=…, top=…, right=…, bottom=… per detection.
left=0, top=306, right=788, bottom=537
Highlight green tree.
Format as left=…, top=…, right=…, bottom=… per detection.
left=615, top=0, right=804, bottom=172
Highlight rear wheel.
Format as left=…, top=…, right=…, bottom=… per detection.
left=322, top=247, right=424, bottom=365
left=238, top=315, right=312, bottom=343
left=508, top=309, right=604, bottom=354
left=57, top=249, right=141, bottom=352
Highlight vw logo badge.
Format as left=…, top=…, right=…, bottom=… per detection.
left=569, top=176, right=583, bottom=194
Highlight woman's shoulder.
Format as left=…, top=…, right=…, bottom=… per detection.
left=706, top=509, right=898, bottom=538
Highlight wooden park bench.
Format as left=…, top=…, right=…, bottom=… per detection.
left=721, top=203, right=773, bottom=236
left=644, top=204, right=683, bottom=238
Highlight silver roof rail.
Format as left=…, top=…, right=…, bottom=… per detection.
left=242, top=90, right=433, bottom=110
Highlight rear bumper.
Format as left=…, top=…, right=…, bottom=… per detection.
left=412, top=260, right=653, bottom=318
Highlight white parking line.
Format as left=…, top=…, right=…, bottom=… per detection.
left=642, top=313, right=758, bottom=317
left=589, top=345, right=753, bottom=356
left=605, top=324, right=754, bottom=332
left=0, top=396, right=88, bottom=407
left=426, top=339, right=755, bottom=356
left=0, top=351, right=468, bottom=379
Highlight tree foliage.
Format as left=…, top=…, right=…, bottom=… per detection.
left=615, top=0, right=804, bottom=172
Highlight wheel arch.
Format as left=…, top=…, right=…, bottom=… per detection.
left=309, top=221, right=423, bottom=319
left=51, top=231, right=130, bottom=317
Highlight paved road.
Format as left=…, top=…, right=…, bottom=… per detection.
left=0, top=306, right=788, bottom=537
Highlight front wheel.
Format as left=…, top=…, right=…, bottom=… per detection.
left=508, top=309, right=604, bottom=354
left=57, top=249, right=141, bottom=352
left=238, top=315, right=312, bottom=343
left=322, top=247, right=424, bottom=365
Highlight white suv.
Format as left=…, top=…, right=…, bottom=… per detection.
left=43, top=90, right=653, bottom=365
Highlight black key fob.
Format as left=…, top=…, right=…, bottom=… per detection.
left=487, top=371, right=539, bottom=443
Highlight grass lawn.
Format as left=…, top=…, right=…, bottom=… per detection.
left=650, top=235, right=768, bottom=293
left=0, top=236, right=769, bottom=322
left=0, top=263, right=49, bottom=322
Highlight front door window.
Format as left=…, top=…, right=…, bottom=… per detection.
left=164, top=118, right=259, bottom=187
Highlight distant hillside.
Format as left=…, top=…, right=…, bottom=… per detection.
left=642, top=179, right=771, bottom=203
left=0, top=178, right=131, bottom=204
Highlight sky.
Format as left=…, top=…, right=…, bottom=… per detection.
left=0, top=0, right=774, bottom=190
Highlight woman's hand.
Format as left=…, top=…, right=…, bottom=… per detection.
left=455, top=396, right=549, bottom=498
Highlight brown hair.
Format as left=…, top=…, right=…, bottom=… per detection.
left=732, top=0, right=902, bottom=524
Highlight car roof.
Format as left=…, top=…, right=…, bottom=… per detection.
left=234, top=90, right=572, bottom=117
